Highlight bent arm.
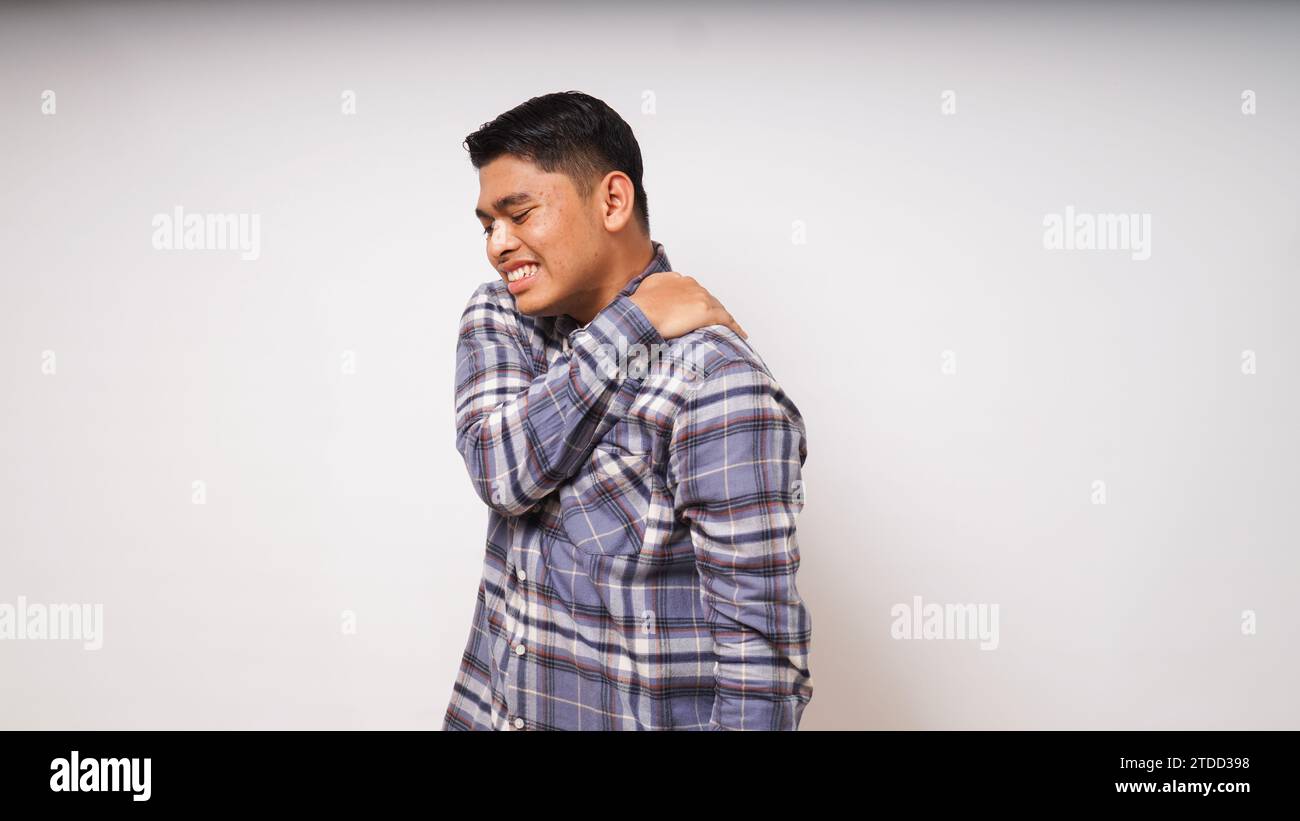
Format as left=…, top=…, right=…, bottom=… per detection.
left=455, top=283, right=664, bottom=516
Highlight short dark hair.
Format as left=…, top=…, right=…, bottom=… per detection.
left=464, top=91, right=650, bottom=235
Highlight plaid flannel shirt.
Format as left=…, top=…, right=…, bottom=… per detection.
left=442, top=241, right=813, bottom=730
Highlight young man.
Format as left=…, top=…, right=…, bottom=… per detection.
left=442, top=91, right=813, bottom=730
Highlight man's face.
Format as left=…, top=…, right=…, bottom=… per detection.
left=474, top=154, right=603, bottom=317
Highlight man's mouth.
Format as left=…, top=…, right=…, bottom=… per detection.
left=503, top=262, right=541, bottom=295
left=505, top=263, right=540, bottom=283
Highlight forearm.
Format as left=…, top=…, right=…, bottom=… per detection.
left=456, top=288, right=664, bottom=516
left=701, top=548, right=814, bottom=730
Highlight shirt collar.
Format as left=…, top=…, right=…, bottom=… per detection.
left=554, top=240, right=671, bottom=336
left=616, top=239, right=673, bottom=299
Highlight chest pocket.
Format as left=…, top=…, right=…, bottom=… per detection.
left=558, top=445, right=653, bottom=557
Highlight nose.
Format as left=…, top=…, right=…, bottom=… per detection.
left=486, top=220, right=519, bottom=263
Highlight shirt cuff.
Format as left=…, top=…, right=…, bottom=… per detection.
left=571, top=294, right=667, bottom=383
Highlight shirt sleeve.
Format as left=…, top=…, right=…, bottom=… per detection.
left=666, top=359, right=814, bottom=730
left=454, top=282, right=665, bottom=517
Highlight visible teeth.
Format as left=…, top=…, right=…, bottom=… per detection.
left=507, top=264, right=539, bottom=282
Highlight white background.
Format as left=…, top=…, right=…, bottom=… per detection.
left=1, top=1, right=1296, bottom=729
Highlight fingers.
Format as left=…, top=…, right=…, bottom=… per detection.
left=714, top=307, right=748, bottom=340
left=728, top=319, right=748, bottom=339
left=659, top=274, right=749, bottom=339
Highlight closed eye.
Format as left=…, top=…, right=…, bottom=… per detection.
left=480, top=208, right=534, bottom=237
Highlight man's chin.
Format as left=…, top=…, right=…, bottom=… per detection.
left=508, top=279, right=574, bottom=317
left=512, top=292, right=559, bottom=317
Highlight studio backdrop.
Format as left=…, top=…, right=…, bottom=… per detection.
left=1, top=1, right=1296, bottom=729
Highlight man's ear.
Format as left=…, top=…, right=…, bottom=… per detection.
left=598, top=170, right=637, bottom=232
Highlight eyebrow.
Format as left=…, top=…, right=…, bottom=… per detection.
left=474, top=192, right=535, bottom=221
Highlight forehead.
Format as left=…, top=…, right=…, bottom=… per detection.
left=476, top=155, right=576, bottom=210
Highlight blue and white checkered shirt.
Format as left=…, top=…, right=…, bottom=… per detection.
left=442, top=241, right=813, bottom=730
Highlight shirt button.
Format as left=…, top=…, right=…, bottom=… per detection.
left=516, top=568, right=527, bottom=582
left=515, top=643, right=526, bottom=656
left=514, top=717, right=525, bottom=729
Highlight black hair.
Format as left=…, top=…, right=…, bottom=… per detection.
left=465, top=91, right=650, bottom=235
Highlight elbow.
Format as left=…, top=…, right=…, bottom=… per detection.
left=461, top=470, right=540, bottom=518
left=483, top=486, right=541, bottom=518
left=455, top=426, right=542, bottom=517
left=466, top=467, right=541, bottom=518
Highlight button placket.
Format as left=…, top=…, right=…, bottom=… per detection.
left=503, top=526, right=532, bottom=730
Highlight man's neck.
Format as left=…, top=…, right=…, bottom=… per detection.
left=568, top=238, right=655, bottom=326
